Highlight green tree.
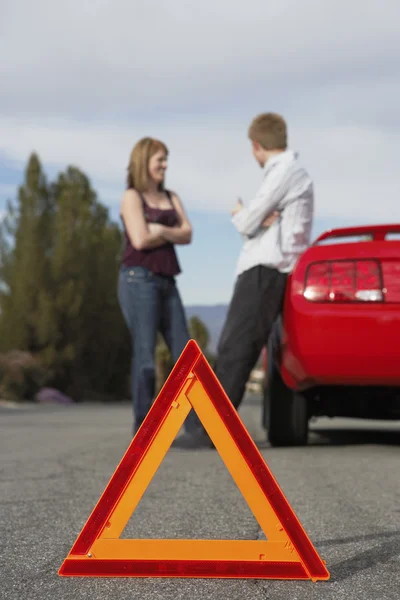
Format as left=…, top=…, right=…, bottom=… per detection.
left=0, top=155, right=130, bottom=401
left=36, top=166, right=129, bottom=398
left=154, top=315, right=212, bottom=390
left=0, top=153, right=53, bottom=352
left=188, top=316, right=210, bottom=351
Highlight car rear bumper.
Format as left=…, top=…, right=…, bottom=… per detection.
left=281, top=303, right=400, bottom=391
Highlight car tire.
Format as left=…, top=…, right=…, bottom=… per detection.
left=263, top=324, right=309, bottom=446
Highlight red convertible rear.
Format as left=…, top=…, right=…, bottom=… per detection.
left=263, top=224, right=400, bottom=446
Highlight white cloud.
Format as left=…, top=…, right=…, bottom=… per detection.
left=1, top=113, right=399, bottom=223
left=1, top=0, right=399, bottom=224
left=1, top=0, right=399, bottom=115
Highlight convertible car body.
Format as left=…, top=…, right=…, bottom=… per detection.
left=263, top=224, right=400, bottom=446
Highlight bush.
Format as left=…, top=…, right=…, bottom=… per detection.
left=0, top=351, right=47, bottom=402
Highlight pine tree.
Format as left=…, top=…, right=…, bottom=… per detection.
left=188, top=316, right=210, bottom=351
left=0, top=154, right=132, bottom=401
left=0, top=153, right=52, bottom=351
left=35, top=165, right=130, bottom=398
left=154, top=315, right=212, bottom=391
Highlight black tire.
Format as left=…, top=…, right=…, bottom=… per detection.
left=263, top=320, right=309, bottom=446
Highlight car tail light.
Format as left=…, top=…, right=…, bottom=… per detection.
left=304, top=260, right=383, bottom=303
left=381, top=260, right=400, bottom=303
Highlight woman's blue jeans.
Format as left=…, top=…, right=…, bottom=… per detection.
left=118, top=265, right=200, bottom=434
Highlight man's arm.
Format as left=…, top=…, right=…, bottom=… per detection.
left=279, top=193, right=314, bottom=256
left=231, top=163, right=288, bottom=237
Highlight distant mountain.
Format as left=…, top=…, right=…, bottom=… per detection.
left=185, top=304, right=228, bottom=353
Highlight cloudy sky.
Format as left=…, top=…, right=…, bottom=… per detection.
left=1, top=0, right=399, bottom=304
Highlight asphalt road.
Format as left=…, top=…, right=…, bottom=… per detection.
left=1, top=397, right=400, bottom=600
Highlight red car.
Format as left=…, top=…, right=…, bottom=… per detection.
left=263, top=224, right=400, bottom=446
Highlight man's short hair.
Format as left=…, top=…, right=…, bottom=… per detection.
left=248, top=113, right=287, bottom=150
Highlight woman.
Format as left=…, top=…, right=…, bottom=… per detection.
left=118, top=137, right=200, bottom=437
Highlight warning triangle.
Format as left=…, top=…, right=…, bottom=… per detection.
left=58, top=340, right=329, bottom=581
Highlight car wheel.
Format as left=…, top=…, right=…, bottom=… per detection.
left=263, top=329, right=309, bottom=446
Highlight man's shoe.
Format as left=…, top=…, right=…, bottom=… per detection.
left=172, top=429, right=214, bottom=449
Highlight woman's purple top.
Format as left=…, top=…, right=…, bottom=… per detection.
left=121, top=190, right=181, bottom=276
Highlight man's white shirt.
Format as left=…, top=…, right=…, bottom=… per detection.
left=232, top=149, right=314, bottom=276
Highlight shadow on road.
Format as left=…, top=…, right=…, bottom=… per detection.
left=309, top=427, right=400, bottom=447
left=255, top=425, right=400, bottom=449
left=315, top=530, right=400, bottom=582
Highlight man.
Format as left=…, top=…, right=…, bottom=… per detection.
left=174, top=112, right=314, bottom=448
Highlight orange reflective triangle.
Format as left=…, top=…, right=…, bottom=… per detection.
left=59, top=340, right=329, bottom=581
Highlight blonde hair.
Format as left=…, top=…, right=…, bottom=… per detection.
left=127, top=137, right=168, bottom=191
left=248, top=113, right=287, bottom=150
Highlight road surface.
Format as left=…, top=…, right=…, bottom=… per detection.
left=1, top=396, right=400, bottom=600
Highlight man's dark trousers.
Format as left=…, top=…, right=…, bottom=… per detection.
left=215, top=265, right=287, bottom=410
